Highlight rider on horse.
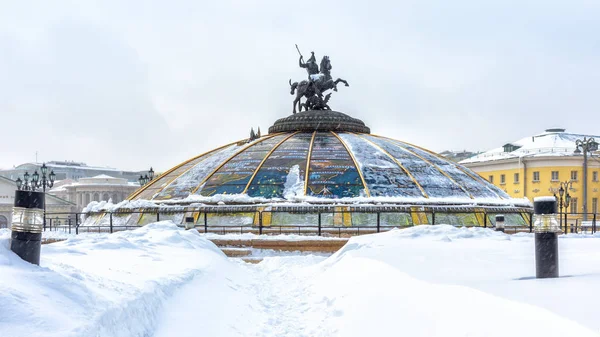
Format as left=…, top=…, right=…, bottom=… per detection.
left=299, top=52, right=322, bottom=96
left=299, top=51, right=319, bottom=78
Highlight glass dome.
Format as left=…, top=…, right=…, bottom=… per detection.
left=130, top=111, right=510, bottom=205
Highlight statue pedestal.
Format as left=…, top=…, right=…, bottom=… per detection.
left=268, top=110, right=370, bottom=134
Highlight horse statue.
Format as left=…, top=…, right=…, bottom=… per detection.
left=289, top=55, right=349, bottom=114
left=314, top=56, right=349, bottom=93
left=289, top=79, right=320, bottom=114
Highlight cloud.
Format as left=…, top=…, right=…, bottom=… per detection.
left=1, top=0, right=600, bottom=170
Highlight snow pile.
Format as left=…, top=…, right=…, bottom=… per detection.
left=311, top=253, right=595, bottom=337
left=0, top=222, right=244, bottom=337
left=81, top=199, right=112, bottom=213
left=157, top=225, right=599, bottom=336
left=312, top=225, right=600, bottom=335
left=3, top=223, right=600, bottom=336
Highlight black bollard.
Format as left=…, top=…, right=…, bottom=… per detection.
left=533, top=197, right=560, bottom=278
left=10, top=190, right=45, bottom=265
left=495, top=214, right=505, bottom=232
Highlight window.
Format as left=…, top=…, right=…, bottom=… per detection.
left=594, top=171, right=598, bottom=182
left=500, top=174, right=506, bottom=184
left=551, top=171, right=559, bottom=181
left=593, top=198, right=598, bottom=214
left=571, top=170, right=578, bottom=181
left=488, top=175, right=494, bottom=183
left=503, top=143, right=522, bottom=152
left=514, top=173, right=519, bottom=184
left=570, top=198, right=578, bottom=214
left=533, top=171, right=540, bottom=182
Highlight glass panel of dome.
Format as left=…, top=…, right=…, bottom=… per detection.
left=153, top=144, right=244, bottom=200
left=270, top=212, right=318, bottom=226
left=487, top=213, right=527, bottom=227
left=364, top=135, right=468, bottom=198
left=384, top=138, right=505, bottom=199
left=338, top=133, right=424, bottom=197
left=306, top=133, right=364, bottom=198
left=247, top=133, right=312, bottom=198
left=206, top=212, right=254, bottom=227
left=133, top=145, right=235, bottom=201
left=350, top=213, right=377, bottom=226
left=199, top=135, right=289, bottom=196
left=379, top=213, right=413, bottom=227
left=156, top=212, right=184, bottom=225
left=435, top=213, right=479, bottom=226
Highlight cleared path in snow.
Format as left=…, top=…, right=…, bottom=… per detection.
left=153, top=255, right=331, bottom=337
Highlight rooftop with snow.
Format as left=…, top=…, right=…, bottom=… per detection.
left=460, top=128, right=600, bottom=164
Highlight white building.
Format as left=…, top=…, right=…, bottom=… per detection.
left=0, top=176, right=75, bottom=229
left=50, top=175, right=140, bottom=212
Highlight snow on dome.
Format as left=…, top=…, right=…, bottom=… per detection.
left=128, top=121, right=519, bottom=206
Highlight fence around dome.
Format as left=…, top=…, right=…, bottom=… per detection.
left=42, top=204, right=534, bottom=237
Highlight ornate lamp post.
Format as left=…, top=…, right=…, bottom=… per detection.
left=574, top=137, right=598, bottom=221
left=553, top=181, right=572, bottom=233
left=15, top=163, right=56, bottom=227
left=11, top=163, right=55, bottom=265
left=138, top=167, right=155, bottom=187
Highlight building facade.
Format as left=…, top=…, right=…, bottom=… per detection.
left=0, top=176, right=75, bottom=229
left=50, top=175, right=140, bottom=212
left=461, top=129, right=600, bottom=215
left=0, top=161, right=147, bottom=183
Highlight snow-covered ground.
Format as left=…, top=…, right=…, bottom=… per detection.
left=1, top=222, right=600, bottom=336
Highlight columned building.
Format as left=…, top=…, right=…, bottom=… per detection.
left=461, top=128, right=600, bottom=215
left=50, top=175, right=140, bottom=211
left=0, top=176, right=75, bottom=229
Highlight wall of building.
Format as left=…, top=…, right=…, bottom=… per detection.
left=467, top=157, right=600, bottom=216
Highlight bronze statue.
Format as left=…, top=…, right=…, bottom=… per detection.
left=289, top=46, right=349, bottom=114
left=299, top=51, right=319, bottom=78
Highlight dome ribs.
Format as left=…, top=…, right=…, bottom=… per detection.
left=128, top=139, right=244, bottom=201
left=245, top=133, right=313, bottom=198
left=305, top=132, right=365, bottom=198
left=380, top=137, right=505, bottom=200
left=242, top=132, right=300, bottom=194
left=190, top=133, right=284, bottom=195
left=304, top=131, right=317, bottom=196
left=150, top=143, right=246, bottom=201
left=371, top=135, right=474, bottom=199
left=331, top=131, right=371, bottom=198
left=352, top=133, right=429, bottom=198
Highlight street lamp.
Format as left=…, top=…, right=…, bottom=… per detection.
left=574, top=137, right=598, bottom=221
left=15, top=163, right=56, bottom=227
left=138, top=167, right=155, bottom=186
left=553, top=180, right=573, bottom=233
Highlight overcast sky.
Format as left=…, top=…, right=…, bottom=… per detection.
left=2, top=1, right=600, bottom=172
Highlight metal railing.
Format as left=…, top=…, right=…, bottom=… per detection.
left=38, top=207, right=540, bottom=238
left=557, top=212, right=599, bottom=234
